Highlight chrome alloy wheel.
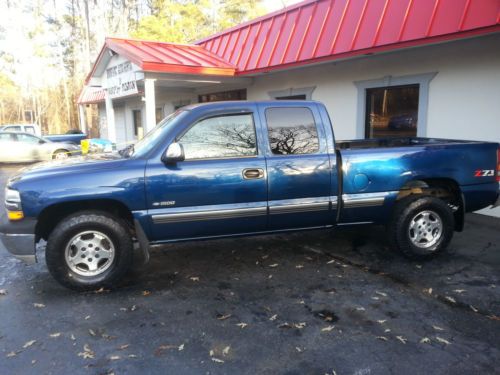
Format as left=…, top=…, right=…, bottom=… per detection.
left=55, top=152, right=69, bottom=159
left=408, top=210, right=443, bottom=249
left=65, top=231, right=115, bottom=276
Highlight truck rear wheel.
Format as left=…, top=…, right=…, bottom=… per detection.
left=388, top=195, right=454, bottom=260
left=45, top=211, right=133, bottom=291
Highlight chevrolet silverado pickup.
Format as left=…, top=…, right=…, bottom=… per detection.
left=1, top=101, right=499, bottom=290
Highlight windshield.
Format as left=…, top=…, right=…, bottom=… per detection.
left=126, top=110, right=186, bottom=158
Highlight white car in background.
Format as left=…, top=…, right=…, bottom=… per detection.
left=0, top=124, right=42, bottom=136
left=0, top=132, right=81, bottom=163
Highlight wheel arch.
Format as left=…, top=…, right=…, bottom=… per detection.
left=396, top=177, right=465, bottom=231
left=35, top=199, right=134, bottom=241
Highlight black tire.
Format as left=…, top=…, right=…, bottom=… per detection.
left=388, top=195, right=454, bottom=260
left=52, top=149, right=69, bottom=159
left=46, top=211, right=133, bottom=291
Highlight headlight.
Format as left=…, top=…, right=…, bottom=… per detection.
left=5, top=188, right=23, bottom=220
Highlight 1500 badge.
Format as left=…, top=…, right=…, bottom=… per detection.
left=152, top=201, right=176, bottom=207
left=474, top=170, right=494, bottom=177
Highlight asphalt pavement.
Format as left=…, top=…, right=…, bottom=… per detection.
left=0, top=165, right=499, bottom=375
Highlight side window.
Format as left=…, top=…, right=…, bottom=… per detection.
left=265, top=107, right=319, bottom=155
left=16, top=134, right=39, bottom=143
left=5, top=126, right=21, bottom=132
left=180, top=114, right=257, bottom=160
left=25, top=126, right=35, bottom=134
left=0, top=133, right=13, bottom=141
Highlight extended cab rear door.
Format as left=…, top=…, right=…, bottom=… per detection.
left=257, top=102, right=337, bottom=230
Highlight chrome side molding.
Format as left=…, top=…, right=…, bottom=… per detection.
left=342, top=191, right=396, bottom=208
left=152, top=206, right=267, bottom=224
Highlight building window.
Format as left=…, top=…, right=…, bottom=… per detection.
left=269, top=86, right=315, bottom=101
left=365, top=84, right=419, bottom=138
left=198, top=89, right=247, bottom=103
left=180, top=113, right=257, bottom=160
left=265, top=107, right=319, bottom=155
left=132, top=109, right=142, bottom=137
left=276, top=94, right=307, bottom=100
left=155, top=107, right=163, bottom=124
left=355, top=73, right=437, bottom=139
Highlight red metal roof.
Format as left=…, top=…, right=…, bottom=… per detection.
left=105, top=37, right=236, bottom=76
left=198, top=0, right=500, bottom=74
left=77, top=86, right=105, bottom=104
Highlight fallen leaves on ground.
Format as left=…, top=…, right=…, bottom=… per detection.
left=444, top=296, right=456, bottom=304
left=396, top=336, right=407, bottom=344
left=376, top=336, right=388, bottom=341
left=33, top=303, right=45, bottom=308
left=189, top=277, right=200, bottom=282
left=6, top=351, right=19, bottom=358
left=296, top=265, right=304, bottom=269
left=236, top=322, right=248, bottom=328
left=269, top=264, right=279, bottom=268
left=0, top=289, right=7, bottom=296
left=23, top=340, right=36, bottom=349
left=89, top=329, right=96, bottom=337
left=453, top=289, right=466, bottom=294
left=178, top=343, right=184, bottom=351
left=377, top=320, right=387, bottom=324
left=142, top=290, right=151, bottom=296
left=78, top=344, right=95, bottom=359
left=222, top=346, right=230, bottom=356
left=435, top=336, right=451, bottom=345
left=109, top=355, right=121, bottom=360
left=420, top=337, right=431, bottom=344
left=375, top=291, right=387, bottom=297
left=321, top=325, right=335, bottom=332
left=216, top=313, right=232, bottom=320
left=118, top=344, right=130, bottom=350
left=294, top=322, right=306, bottom=329
left=212, top=357, right=224, bottom=363
left=432, top=325, right=444, bottom=331
left=49, top=332, right=61, bottom=338
left=269, top=314, right=277, bottom=321
left=470, top=305, right=479, bottom=313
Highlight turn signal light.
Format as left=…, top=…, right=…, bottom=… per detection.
left=7, top=210, right=24, bottom=221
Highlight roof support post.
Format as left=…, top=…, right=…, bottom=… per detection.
left=144, top=78, right=157, bottom=134
left=78, top=104, right=87, bottom=134
left=104, top=93, right=116, bottom=142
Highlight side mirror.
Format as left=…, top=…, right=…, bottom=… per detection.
left=38, top=140, right=45, bottom=144
left=162, top=142, right=185, bottom=164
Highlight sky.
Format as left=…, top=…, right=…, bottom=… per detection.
left=263, top=0, right=304, bottom=12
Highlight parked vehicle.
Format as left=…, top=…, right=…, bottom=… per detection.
left=0, top=132, right=81, bottom=163
left=45, top=132, right=87, bottom=145
left=0, top=101, right=498, bottom=290
left=0, top=123, right=42, bottom=136
left=388, top=113, right=418, bottom=130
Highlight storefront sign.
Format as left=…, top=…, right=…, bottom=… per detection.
left=105, top=61, right=138, bottom=99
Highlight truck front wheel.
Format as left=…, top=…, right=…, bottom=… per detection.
left=45, top=211, right=133, bottom=291
left=388, top=196, right=455, bottom=260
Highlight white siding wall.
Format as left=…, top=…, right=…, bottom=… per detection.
left=246, top=34, right=500, bottom=217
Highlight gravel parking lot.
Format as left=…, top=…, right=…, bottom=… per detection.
left=0, top=165, right=499, bottom=375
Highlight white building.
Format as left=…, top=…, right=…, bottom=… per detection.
left=78, top=0, right=500, bottom=216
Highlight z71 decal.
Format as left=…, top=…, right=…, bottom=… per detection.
left=474, top=170, right=494, bottom=177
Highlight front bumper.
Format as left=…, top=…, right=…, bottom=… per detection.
left=0, top=218, right=37, bottom=264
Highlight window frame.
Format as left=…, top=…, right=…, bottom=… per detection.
left=354, top=73, right=437, bottom=139
left=264, top=106, right=321, bottom=157
left=175, top=112, right=259, bottom=162
left=364, top=84, right=420, bottom=139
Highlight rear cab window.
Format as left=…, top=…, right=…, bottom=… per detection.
left=265, top=107, right=320, bottom=155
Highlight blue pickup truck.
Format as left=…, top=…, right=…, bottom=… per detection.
left=1, top=101, right=499, bottom=290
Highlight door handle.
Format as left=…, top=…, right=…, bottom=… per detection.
left=242, top=168, right=265, bottom=179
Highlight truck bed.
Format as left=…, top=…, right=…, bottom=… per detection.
left=336, top=137, right=483, bottom=150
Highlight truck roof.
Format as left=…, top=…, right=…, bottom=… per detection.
left=182, top=100, right=320, bottom=111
